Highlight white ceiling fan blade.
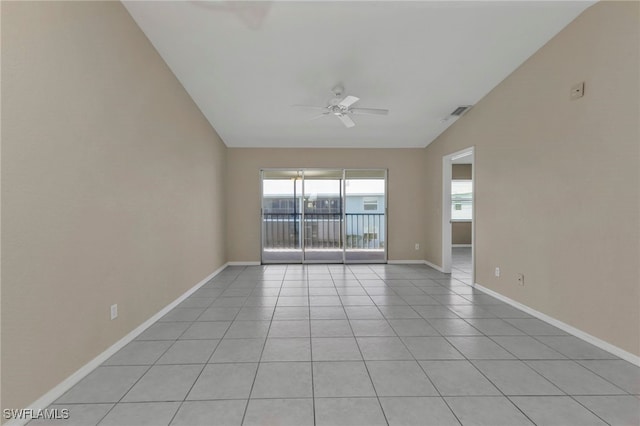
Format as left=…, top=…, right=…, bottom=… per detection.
left=338, top=96, right=359, bottom=108
left=350, top=107, right=389, bottom=116
left=292, top=105, right=329, bottom=111
left=337, top=114, right=355, bottom=128
left=310, top=112, right=330, bottom=121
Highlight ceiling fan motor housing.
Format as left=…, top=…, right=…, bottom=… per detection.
left=292, top=89, right=389, bottom=127
left=330, top=105, right=346, bottom=115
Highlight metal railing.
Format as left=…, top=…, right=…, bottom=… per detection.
left=263, top=213, right=301, bottom=249
left=262, top=213, right=384, bottom=250
left=346, top=213, right=384, bottom=249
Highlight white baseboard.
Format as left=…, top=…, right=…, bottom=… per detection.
left=452, top=244, right=472, bottom=248
left=474, top=282, right=640, bottom=367
left=227, top=261, right=261, bottom=266
left=423, top=259, right=445, bottom=272
left=387, top=260, right=425, bottom=265
left=5, top=262, right=231, bottom=426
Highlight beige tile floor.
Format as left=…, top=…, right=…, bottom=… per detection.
left=31, top=263, right=640, bottom=426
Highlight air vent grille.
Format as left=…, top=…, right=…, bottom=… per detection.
left=450, top=105, right=472, bottom=116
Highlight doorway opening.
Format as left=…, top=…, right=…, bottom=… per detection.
left=261, top=169, right=387, bottom=264
left=442, top=148, right=474, bottom=284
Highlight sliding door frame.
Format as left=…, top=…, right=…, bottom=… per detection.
left=260, top=168, right=388, bottom=264
left=260, top=169, right=304, bottom=264
left=343, top=168, right=388, bottom=264
left=302, top=168, right=344, bottom=264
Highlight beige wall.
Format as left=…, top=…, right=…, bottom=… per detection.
left=452, top=164, right=473, bottom=244
left=423, top=1, right=639, bottom=355
left=1, top=1, right=228, bottom=412
left=452, top=164, right=472, bottom=180
left=452, top=222, right=472, bottom=245
left=227, top=149, right=426, bottom=262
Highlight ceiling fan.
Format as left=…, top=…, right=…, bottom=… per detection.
left=293, top=86, right=389, bottom=128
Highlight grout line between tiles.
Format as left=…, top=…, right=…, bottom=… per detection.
left=167, top=267, right=246, bottom=426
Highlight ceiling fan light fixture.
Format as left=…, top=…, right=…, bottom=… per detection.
left=332, top=85, right=344, bottom=97
left=293, top=87, right=389, bottom=128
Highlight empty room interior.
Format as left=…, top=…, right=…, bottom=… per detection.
left=2, top=1, right=639, bottom=425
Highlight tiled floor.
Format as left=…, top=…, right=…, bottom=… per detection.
left=34, top=264, right=640, bottom=426
left=451, top=247, right=472, bottom=281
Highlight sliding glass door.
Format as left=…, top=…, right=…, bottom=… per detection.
left=303, top=170, right=344, bottom=262
left=344, top=170, right=387, bottom=262
left=261, top=169, right=387, bottom=264
left=261, top=170, right=303, bottom=263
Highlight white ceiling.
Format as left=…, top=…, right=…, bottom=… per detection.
left=123, top=1, right=594, bottom=148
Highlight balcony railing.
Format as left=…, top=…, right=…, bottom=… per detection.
left=346, top=213, right=384, bottom=250
left=263, top=213, right=384, bottom=250
left=263, top=213, right=301, bottom=249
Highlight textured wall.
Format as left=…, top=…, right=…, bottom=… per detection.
left=227, top=148, right=426, bottom=262
left=2, top=1, right=228, bottom=411
left=423, top=1, right=639, bottom=355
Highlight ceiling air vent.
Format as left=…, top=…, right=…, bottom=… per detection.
left=450, top=105, right=473, bottom=117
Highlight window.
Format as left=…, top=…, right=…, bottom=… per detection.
left=451, top=180, right=472, bottom=220
left=278, top=199, right=293, bottom=211
left=363, top=198, right=378, bottom=211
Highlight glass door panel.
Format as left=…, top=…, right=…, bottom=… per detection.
left=262, top=168, right=387, bottom=264
left=303, top=170, right=344, bottom=263
left=261, top=170, right=303, bottom=263
left=344, top=170, right=387, bottom=263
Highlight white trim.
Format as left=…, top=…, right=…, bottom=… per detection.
left=474, top=282, right=640, bottom=367
left=423, top=259, right=445, bottom=272
left=387, top=260, right=425, bottom=265
left=5, top=263, right=230, bottom=426
left=227, top=261, right=261, bottom=266
left=442, top=154, right=453, bottom=273
left=471, top=150, right=476, bottom=286
left=442, top=147, right=474, bottom=276
left=452, top=244, right=472, bottom=248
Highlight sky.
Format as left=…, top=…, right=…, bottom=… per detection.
left=263, top=179, right=385, bottom=196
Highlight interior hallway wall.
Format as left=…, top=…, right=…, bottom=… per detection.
left=451, top=164, right=473, bottom=245
left=226, top=148, right=426, bottom=262
left=1, top=1, right=228, bottom=412
left=452, top=222, right=472, bottom=246
left=423, top=1, right=639, bottom=356
left=452, top=164, right=472, bottom=180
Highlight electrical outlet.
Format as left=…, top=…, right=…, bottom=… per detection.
left=110, top=304, right=118, bottom=320
left=415, top=243, right=420, bottom=250
left=495, top=267, right=500, bottom=277
left=517, top=273, right=525, bottom=286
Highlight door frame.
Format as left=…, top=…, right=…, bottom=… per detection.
left=441, top=147, right=475, bottom=283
